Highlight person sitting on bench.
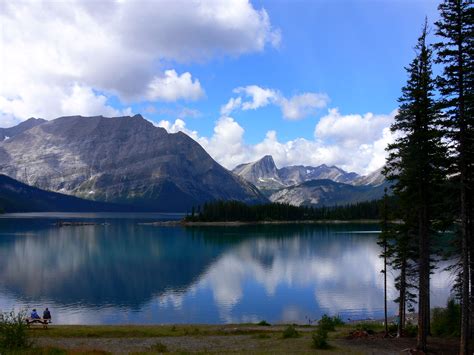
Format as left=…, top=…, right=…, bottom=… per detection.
left=30, top=309, right=40, bottom=319
left=27, top=308, right=48, bottom=327
left=43, top=308, right=51, bottom=322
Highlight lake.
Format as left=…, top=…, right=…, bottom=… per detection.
left=0, top=213, right=453, bottom=325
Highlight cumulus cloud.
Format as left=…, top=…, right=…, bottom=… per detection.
left=0, top=83, right=132, bottom=126
left=280, top=93, right=329, bottom=120
left=315, top=108, right=394, bottom=145
left=147, top=70, right=204, bottom=102
left=160, top=108, right=396, bottom=175
left=0, top=0, right=279, bottom=123
left=155, top=118, right=200, bottom=141
left=234, top=85, right=278, bottom=110
left=220, top=97, right=242, bottom=116
left=222, top=85, right=329, bottom=120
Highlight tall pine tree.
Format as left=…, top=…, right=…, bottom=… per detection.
left=434, top=1, right=473, bottom=353
left=385, top=20, right=447, bottom=351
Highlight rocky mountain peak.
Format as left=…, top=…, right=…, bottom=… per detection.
left=0, top=117, right=47, bottom=141
left=232, top=155, right=365, bottom=191
left=0, top=114, right=267, bottom=211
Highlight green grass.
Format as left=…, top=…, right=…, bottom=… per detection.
left=28, top=324, right=290, bottom=339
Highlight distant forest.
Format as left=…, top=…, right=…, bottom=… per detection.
left=185, top=197, right=398, bottom=222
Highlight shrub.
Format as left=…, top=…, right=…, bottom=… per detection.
left=431, top=298, right=460, bottom=337
left=257, top=320, right=271, bottom=326
left=282, top=325, right=299, bottom=338
left=0, top=310, right=32, bottom=351
left=318, top=314, right=335, bottom=331
left=318, top=314, right=344, bottom=332
left=404, top=323, right=418, bottom=337
left=331, top=315, right=345, bottom=327
left=388, top=323, right=398, bottom=333
left=312, top=326, right=329, bottom=349
left=354, top=322, right=377, bottom=334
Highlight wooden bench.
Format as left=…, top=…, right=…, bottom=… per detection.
left=26, top=318, right=50, bottom=329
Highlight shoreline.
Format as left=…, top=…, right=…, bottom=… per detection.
left=140, top=219, right=382, bottom=227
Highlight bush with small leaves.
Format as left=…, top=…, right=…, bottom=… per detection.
left=404, top=323, right=418, bottom=338
left=312, top=326, right=329, bottom=349
left=257, top=320, right=271, bottom=326
left=318, top=314, right=335, bottom=332
left=0, top=310, right=32, bottom=351
left=282, top=325, right=299, bottom=338
left=331, top=315, right=345, bottom=327
left=431, top=299, right=460, bottom=337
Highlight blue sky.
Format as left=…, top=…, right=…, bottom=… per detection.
left=133, top=0, right=439, bottom=142
left=0, top=0, right=441, bottom=173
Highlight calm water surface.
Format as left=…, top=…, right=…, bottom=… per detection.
left=0, top=213, right=453, bottom=324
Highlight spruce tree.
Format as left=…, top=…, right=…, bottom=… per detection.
left=434, top=1, right=473, bottom=352
left=378, top=189, right=391, bottom=336
left=385, top=21, right=447, bottom=351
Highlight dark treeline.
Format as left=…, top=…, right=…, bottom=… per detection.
left=185, top=197, right=398, bottom=222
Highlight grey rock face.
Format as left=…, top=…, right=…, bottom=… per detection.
left=353, top=166, right=386, bottom=186
left=0, top=115, right=266, bottom=211
left=232, top=155, right=361, bottom=190
left=233, top=155, right=285, bottom=190
left=0, top=118, right=46, bottom=141
left=269, top=179, right=388, bottom=207
left=279, top=164, right=359, bottom=186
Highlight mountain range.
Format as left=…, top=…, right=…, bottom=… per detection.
left=0, top=115, right=265, bottom=211
left=232, top=155, right=387, bottom=206
left=0, top=117, right=46, bottom=141
left=232, top=155, right=364, bottom=191
left=0, top=115, right=387, bottom=212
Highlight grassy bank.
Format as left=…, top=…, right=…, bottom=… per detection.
left=25, top=322, right=461, bottom=354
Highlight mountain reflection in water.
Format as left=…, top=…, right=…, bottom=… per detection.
left=0, top=214, right=453, bottom=324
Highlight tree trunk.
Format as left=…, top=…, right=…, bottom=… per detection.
left=417, top=204, right=429, bottom=352
left=470, top=230, right=474, bottom=340
left=398, top=258, right=406, bottom=338
left=384, top=242, right=388, bottom=336
left=460, top=179, right=469, bottom=355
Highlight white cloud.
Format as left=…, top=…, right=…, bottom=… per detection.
left=147, top=70, right=204, bottom=102
left=0, top=0, right=279, bottom=123
left=280, top=93, right=329, bottom=120
left=0, top=83, right=132, bottom=122
left=162, top=109, right=396, bottom=175
left=234, top=85, right=278, bottom=110
left=222, top=85, right=329, bottom=120
left=315, top=108, right=394, bottom=146
left=203, top=116, right=248, bottom=169
left=220, top=97, right=242, bottom=116
left=155, top=118, right=200, bottom=141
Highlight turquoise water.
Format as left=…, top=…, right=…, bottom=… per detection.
left=0, top=214, right=453, bottom=324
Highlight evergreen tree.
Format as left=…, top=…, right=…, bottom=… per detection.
left=384, top=21, right=447, bottom=351
left=434, top=1, right=473, bottom=352
left=378, top=189, right=391, bottom=336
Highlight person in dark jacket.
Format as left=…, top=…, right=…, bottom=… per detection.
left=43, top=308, right=51, bottom=322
